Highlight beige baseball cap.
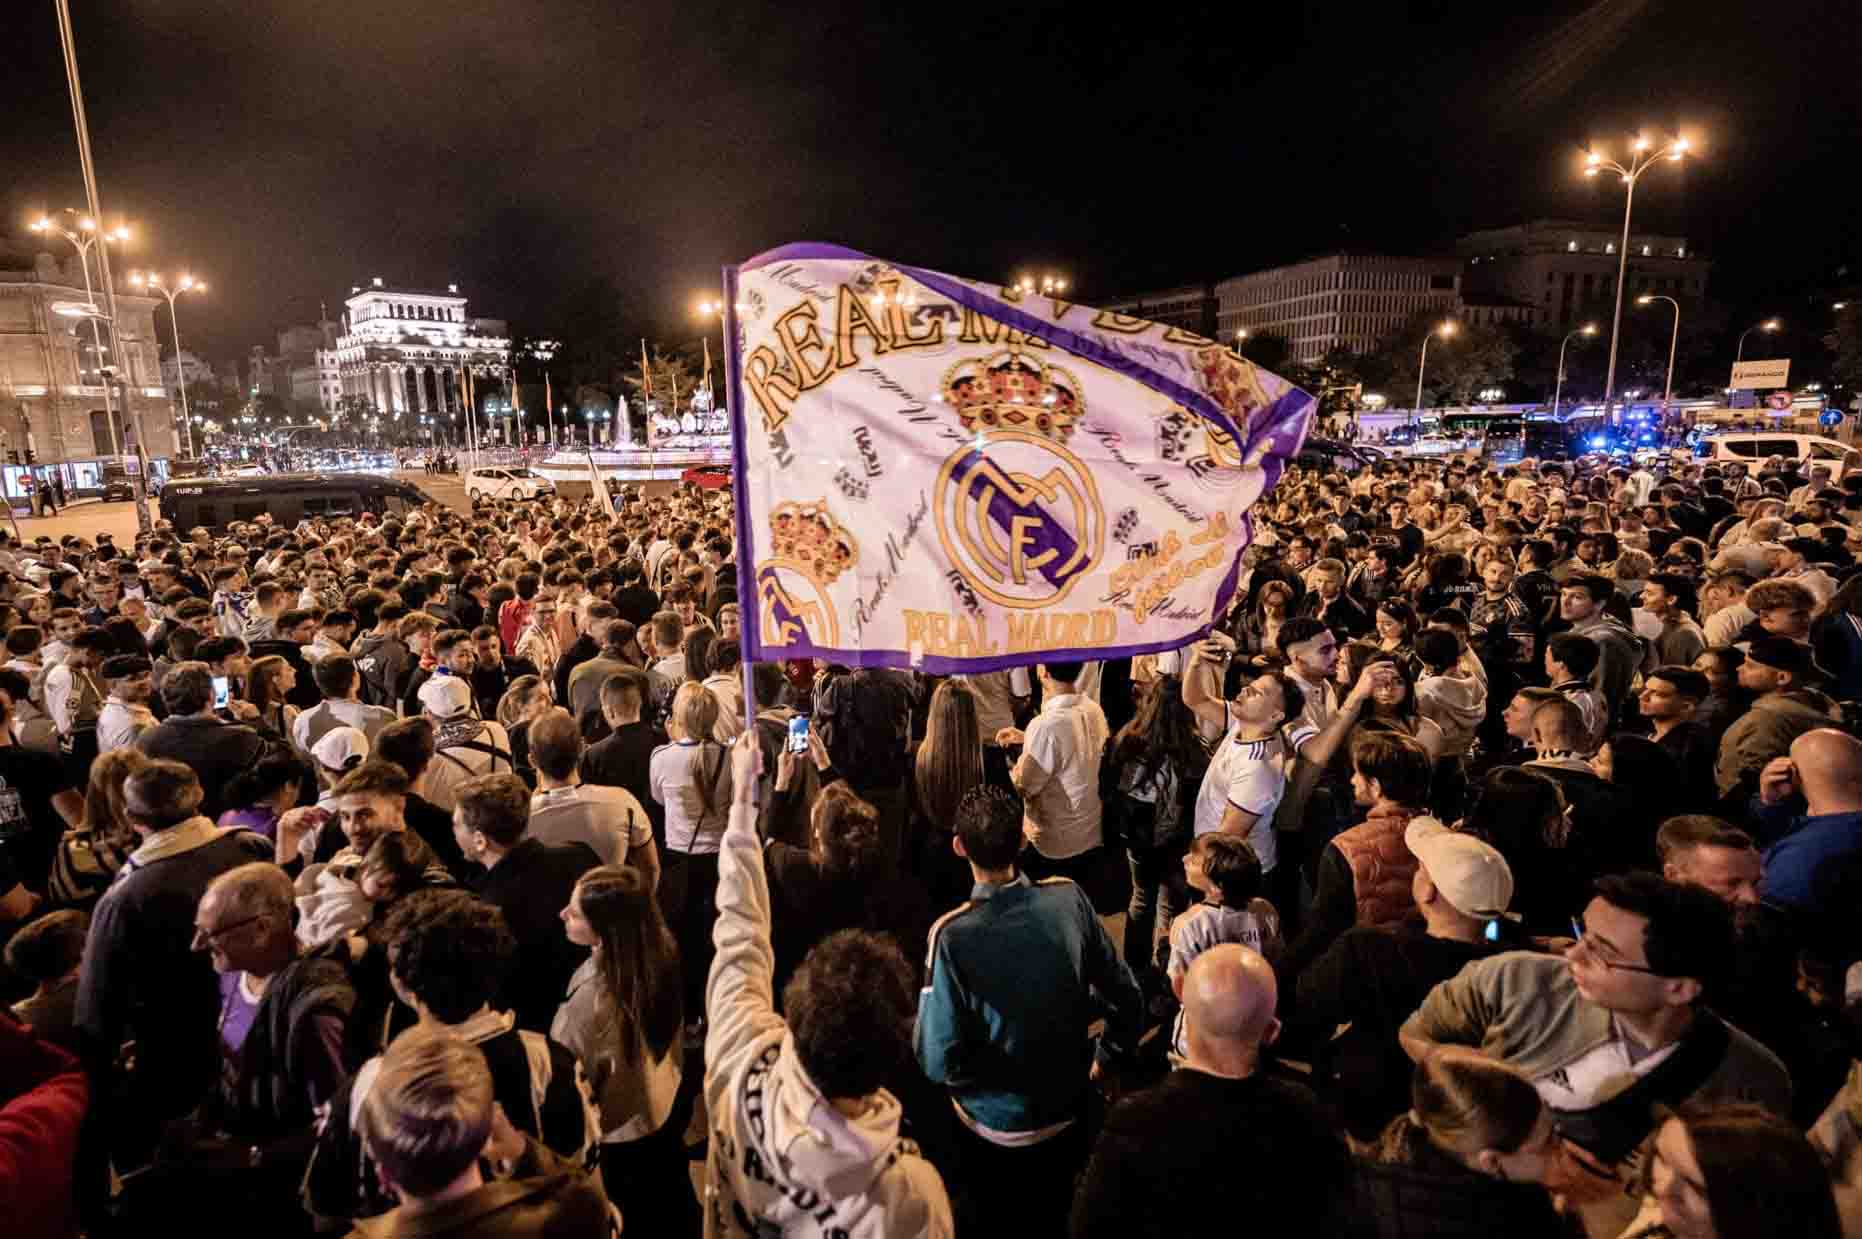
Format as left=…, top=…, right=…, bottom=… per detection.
left=1405, top=817, right=1513, bottom=920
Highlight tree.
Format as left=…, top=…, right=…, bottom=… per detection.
left=1236, top=333, right=1292, bottom=374
left=1833, top=301, right=1862, bottom=396
left=621, top=349, right=699, bottom=409
left=1375, top=313, right=1517, bottom=408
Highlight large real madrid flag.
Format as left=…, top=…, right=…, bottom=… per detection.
left=723, top=244, right=1316, bottom=674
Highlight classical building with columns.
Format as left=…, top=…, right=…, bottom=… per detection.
left=331, top=279, right=509, bottom=423
left=0, top=242, right=180, bottom=468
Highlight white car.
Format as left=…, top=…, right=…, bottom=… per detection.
left=465, top=466, right=554, bottom=501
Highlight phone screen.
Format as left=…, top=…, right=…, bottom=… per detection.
left=212, top=675, right=231, bottom=711
left=786, top=715, right=810, bottom=754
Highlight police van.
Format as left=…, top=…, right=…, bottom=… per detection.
left=159, top=472, right=431, bottom=529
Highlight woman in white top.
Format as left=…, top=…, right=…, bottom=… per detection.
left=649, top=680, right=732, bottom=1025
left=555, top=864, right=697, bottom=1235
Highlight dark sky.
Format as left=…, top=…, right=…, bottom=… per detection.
left=7, top=0, right=1857, bottom=365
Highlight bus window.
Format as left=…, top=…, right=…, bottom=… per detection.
left=234, top=501, right=268, bottom=521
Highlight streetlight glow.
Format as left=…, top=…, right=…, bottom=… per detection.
left=1576, top=130, right=1691, bottom=424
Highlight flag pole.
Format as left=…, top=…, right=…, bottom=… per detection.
left=722, top=265, right=757, bottom=747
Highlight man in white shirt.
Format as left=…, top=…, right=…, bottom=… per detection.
left=96, top=654, right=158, bottom=753
left=995, top=661, right=1108, bottom=883
left=1181, top=657, right=1311, bottom=878
left=45, top=628, right=111, bottom=746
left=526, top=708, right=659, bottom=882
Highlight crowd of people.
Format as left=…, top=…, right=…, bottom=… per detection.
left=5, top=445, right=1862, bottom=1237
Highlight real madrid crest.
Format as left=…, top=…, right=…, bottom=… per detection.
left=1156, top=346, right=1275, bottom=489
left=932, top=349, right=1105, bottom=610
left=756, top=500, right=856, bottom=649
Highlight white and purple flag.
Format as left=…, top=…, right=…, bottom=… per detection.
left=723, top=244, right=1315, bottom=674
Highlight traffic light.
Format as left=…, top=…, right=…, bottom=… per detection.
left=6, top=451, right=16, bottom=465
left=23, top=446, right=35, bottom=464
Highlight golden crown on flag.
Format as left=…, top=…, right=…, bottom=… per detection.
left=768, top=499, right=859, bottom=586
left=1193, top=345, right=1273, bottom=439
left=939, top=350, right=1084, bottom=444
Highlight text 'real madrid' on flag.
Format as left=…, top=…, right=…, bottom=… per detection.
left=722, top=243, right=1315, bottom=676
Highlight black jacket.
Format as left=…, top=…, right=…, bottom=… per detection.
left=1072, top=1069, right=1351, bottom=1239
left=579, top=720, right=667, bottom=843
left=74, top=822, right=273, bottom=1122
left=135, top=715, right=270, bottom=820
left=553, top=634, right=600, bottom=708
left=473, top=839, right=600, bottom=1032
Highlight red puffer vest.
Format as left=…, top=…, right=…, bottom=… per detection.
left=1331, top=804, right=1421, bottom=930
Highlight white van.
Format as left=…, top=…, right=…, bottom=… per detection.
left=1693, top=432, right=1854, bottom=467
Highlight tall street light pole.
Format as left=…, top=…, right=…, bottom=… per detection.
left=29, top=211, right=127, bottom=454
left=128, top=271, right=206, bottom=459
left=1412, top=321, right=1456, bottom=428
left=52, top=0, right=152, bottom=532
left=1583, top=133, right=1690, bottom=426
left=1636, top=295, right=1681, bottom=426
left=1553, top=323, right=1600, bottom=418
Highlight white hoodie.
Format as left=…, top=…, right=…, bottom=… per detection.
left=705, top=799, right=952, bottom=1238
left=1416, top=670, right=1487, bottom=759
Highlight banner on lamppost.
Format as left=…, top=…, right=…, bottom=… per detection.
left=1730, top=359, right=1790, bottom=389
left=723, top=244, right=1315, bottom=674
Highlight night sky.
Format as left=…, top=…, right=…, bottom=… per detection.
left=7, top=0, right=1857, bottom=365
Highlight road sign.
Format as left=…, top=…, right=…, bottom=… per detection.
left=1822, top=408, right=1843, bottom=428
left=1730, top=359, right=1791, bottom=389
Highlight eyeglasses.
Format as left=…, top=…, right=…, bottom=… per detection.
left=1568, top=916, right=1662, bottom=975
left=192, top=913, right=265, bottom=947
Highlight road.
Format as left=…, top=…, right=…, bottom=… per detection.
left=7, top=471, right=472, bottom=547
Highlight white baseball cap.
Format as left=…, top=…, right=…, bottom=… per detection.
left=312, top=725, right=370, bottom=775
left=418, top=674, right=474, bottom=718
left=1405, top=817, right=1513, bottom=920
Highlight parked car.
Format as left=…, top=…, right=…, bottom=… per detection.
left=464, top=465, right=554, bottom=501
left=160, top=473, right=431, bottom=529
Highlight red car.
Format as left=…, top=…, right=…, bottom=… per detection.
left=681, top=465, right=731, bottom=490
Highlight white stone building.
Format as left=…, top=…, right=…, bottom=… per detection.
left=330, top=279, right=510, bottom=421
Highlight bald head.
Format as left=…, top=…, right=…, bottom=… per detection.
left=1181, top=944, right=1279, bottom=1065
left=1791, top=728, right=1862, bottom=809
left=206, top=861, right=294, bottom=922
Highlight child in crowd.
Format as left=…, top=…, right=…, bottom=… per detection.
left=1166, top=833, right=1281, bottom=1062
left=296, top=829, right=437, bottom=948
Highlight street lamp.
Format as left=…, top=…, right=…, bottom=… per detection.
left=1553, top=323, right=1600, bottom=418
left=1412, top=321, right=1456, bottom=426
left=1735, top=318, right=1782, bottom=366
left=128, top=270, right=206, bottom=458
left=30, top=209, right=131, bottom=453
left=1582, top=132, right=1691, bottom=422
left=1013, top=273, right=1068, bottom=296
left=1635, top=294, right=1681, bottom=425
left=1730, top=318, right=1781, bottom=413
